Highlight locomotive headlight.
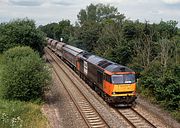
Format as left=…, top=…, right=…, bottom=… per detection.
left=112, top=92, right=116, bottom=94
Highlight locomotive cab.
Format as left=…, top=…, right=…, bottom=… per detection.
left=103, top=65, right=137, bottom=104
left=111, top=73, right=136, bottom=96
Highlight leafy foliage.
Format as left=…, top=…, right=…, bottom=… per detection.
left=0, top=18, right=45, bottom=54
left=77, top=3, right=125, bottom=24
left=141, top=64, right=180, bottom=111
left=0, top=99, right=47, bottom=128
left=1, top=46, right=51, bottom=101
left=39, top=20, right=73, bottom=43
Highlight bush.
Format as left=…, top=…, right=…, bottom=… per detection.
left=140, top=62, right=180, bottom=111
left=0, top=54, right=3, bottom=98
left=1, top=46, right=51, bottom=101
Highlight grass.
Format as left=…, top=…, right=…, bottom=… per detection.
left=172, top=110, right=180, bottom=122
left=0, top=54, right=48, bottom=128
left=0, top=100, right=48, bottom=128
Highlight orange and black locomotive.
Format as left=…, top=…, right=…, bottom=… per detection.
left=47, top=38, right=137, bottom=105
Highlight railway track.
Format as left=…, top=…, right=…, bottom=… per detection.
left=46, top=47, right=108, bottom=106
left=45, top=48, right=110, bottom=128
left=115, top=108, right=157, bottom=128
left=45, top=48, right=160, bottom=128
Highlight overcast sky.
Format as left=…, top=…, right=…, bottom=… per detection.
left=0, top=0, right=180, bottom=27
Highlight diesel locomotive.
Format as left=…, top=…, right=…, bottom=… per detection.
left=47, top=38, right=137, bottom=105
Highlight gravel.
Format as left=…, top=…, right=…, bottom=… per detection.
left=42, top=54, right=87, bottom=128
left=136, top=95, right=180, bottom=128
left=42, top=49, right=180, bottom=128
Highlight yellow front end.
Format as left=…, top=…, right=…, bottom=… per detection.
left=111, top=83, right=136, bottom=96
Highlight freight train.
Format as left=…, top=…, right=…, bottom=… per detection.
left=47, top=38, right=137, bottom=106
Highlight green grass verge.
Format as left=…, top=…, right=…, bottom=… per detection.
left=0, top=54, right=48, bottom=128
left=0, top=100, right=48, bottom=128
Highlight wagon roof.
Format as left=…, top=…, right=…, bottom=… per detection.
left=63, top=45, right=84, bottom=56
left=51, top=40, right=59, bottom=45
left=56, top=42, right=66, bottom=48
left=87, top=55, right=104, bottom=65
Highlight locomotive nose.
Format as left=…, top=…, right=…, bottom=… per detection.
left=112, top=83, right=136, bottom=96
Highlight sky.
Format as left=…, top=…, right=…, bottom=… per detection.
left=0, top=0, right=180, bottom=27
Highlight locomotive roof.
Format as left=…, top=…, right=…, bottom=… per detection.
left=105, top=64, right=134, bottom=72
left=86, top=54, right=134, bottom=72
left=86, top=55, right=110, bottom=68
left=77, top=52, right=93, bottom=59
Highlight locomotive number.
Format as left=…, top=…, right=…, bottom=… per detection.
left=84, top=61, right=88, bottom=75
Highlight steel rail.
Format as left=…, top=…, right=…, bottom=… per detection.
left=45, top=48, right=110, bottom=128
left=46, top=47, right=157, bottom=128
left=115, top=108, right=157, bottom=128
left=114, top=109, right=136, bottom=128
left=45, top=51, right=91, bottom=127
left=131, top=108, right=157, bottom=128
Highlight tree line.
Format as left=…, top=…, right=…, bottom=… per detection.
left=0, top=18, right=51, bottom=102
left=39, top=3, right=180, bottom=121
left=0, top=19, right=50, bottom=127
left=0, top=18, right=45, bottom=55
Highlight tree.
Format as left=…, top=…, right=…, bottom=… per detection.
left=39, top=20, right=73, bottom=43
left=159, top=38, right=174, bottom=68
left=0, top=18, right=45, bottom=54
left=77, top=3, right=125, bottom=25
left=77, top=4, right=97, bottom=25
left=96, top=3, right=125, bottom=22
left=58, top=20, right=73, bottom=42
left=39, top=23, right=58, bottom=39
left=77, top=9, right=87, bottom=25
left=87, top=4, right=97, bottom=21
left=76, top=3, right=125, bottom=53
left=75, top=21, right=100, bottom=51
left=157, top=20, right=178, bottom=38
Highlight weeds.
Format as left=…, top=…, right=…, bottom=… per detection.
left=0, top=99, right=47, bottom=128
left=0, top=113, right=23, bottom=128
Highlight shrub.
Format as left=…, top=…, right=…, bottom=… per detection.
left=0, top=54, right=3, bottom=98
left=140, top=62, right=180, bottom=111
left=1, top=46, right=51, bottom=101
